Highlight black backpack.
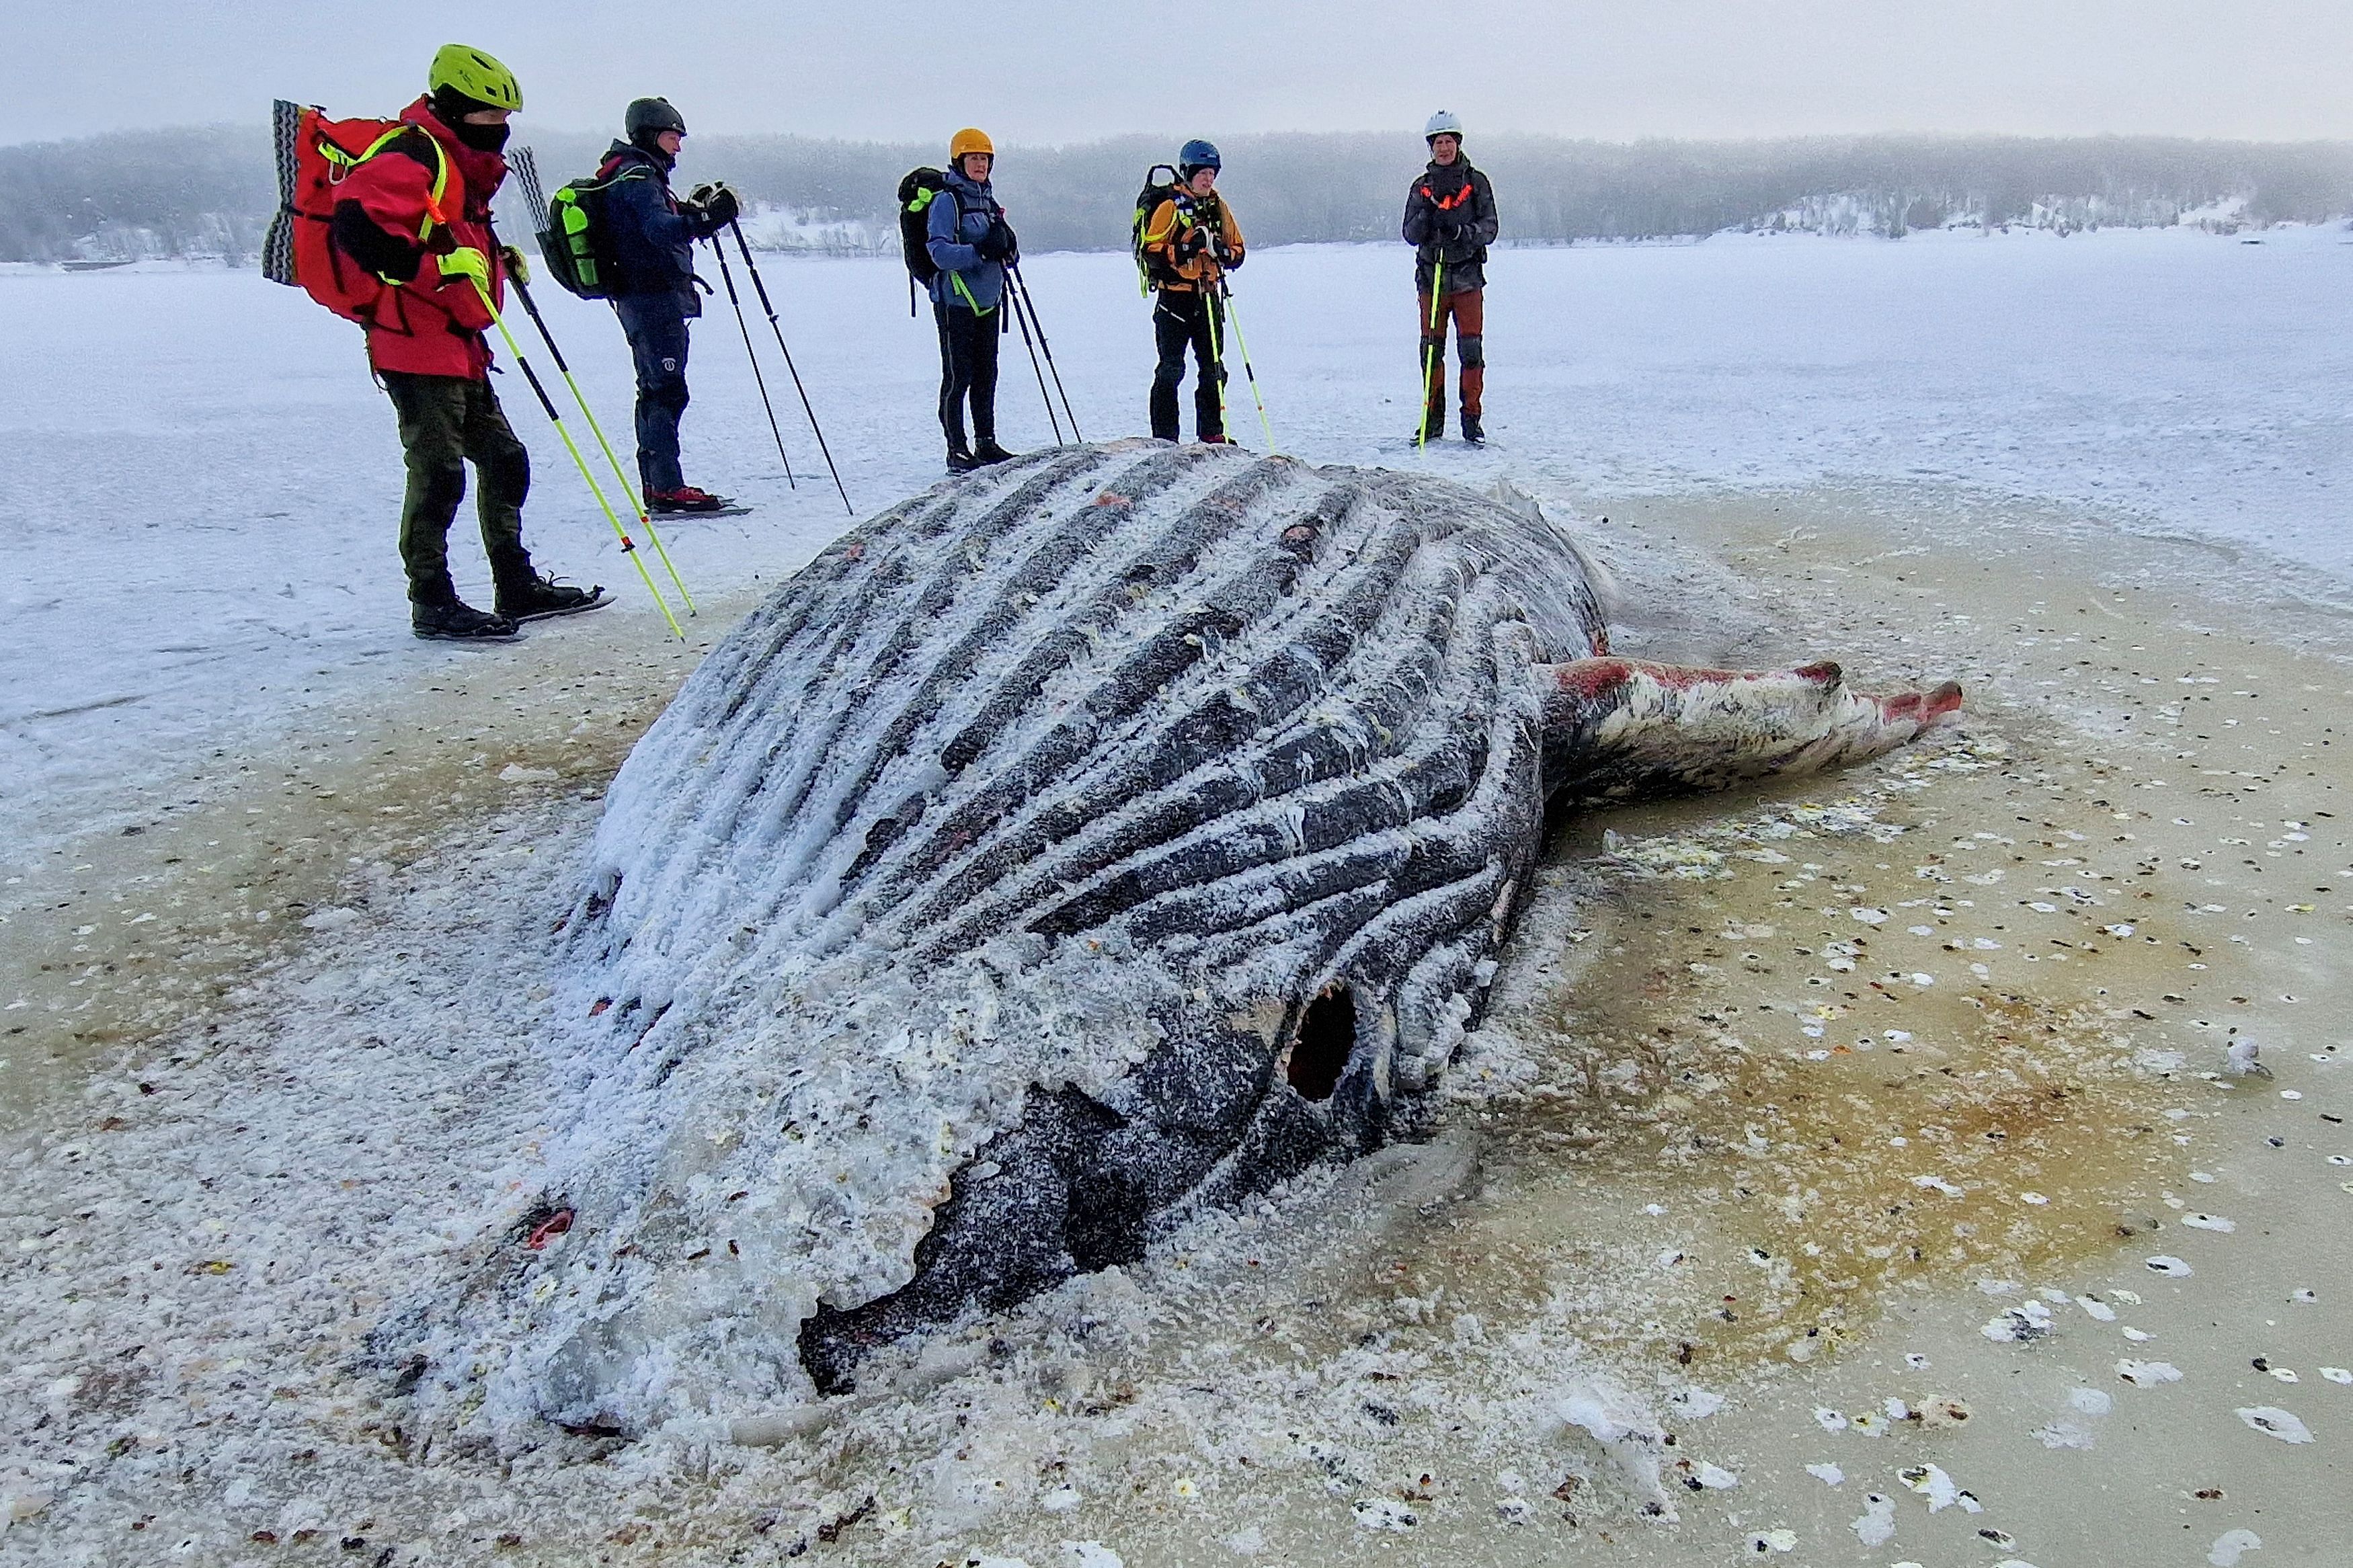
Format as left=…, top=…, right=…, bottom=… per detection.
left=1129, top=164, right=1179, bottom=292
left=898, top=166, right=947, bottom=315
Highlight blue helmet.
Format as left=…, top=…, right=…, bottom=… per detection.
left=1178, top=138, right=1222, bottom=175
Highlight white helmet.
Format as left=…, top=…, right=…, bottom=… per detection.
left=1425, top=109, right=1464, bottom=142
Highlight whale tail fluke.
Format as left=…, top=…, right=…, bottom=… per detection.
left=1538, top=657, right=1962, bottom=801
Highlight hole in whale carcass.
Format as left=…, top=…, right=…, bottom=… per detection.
left=1287, top=986, right=1355, bottom=1102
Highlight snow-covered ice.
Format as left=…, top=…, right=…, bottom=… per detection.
left=5, top=225, right=2350, bottom=851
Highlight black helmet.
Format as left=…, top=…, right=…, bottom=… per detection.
left=626, top=97, right=687, bottom=145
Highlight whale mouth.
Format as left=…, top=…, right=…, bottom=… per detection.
left=1286, top=985, right=1356, bottom=1102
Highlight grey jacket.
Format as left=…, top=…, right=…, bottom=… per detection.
left=1402, top=158, right=1499, bottom=293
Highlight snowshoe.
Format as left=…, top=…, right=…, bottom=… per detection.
left=1460, top=413, right=1485, bottom=446
left=495, top=572, right=610, bottom=623
left=647, top=486, right=734, bottom=515
left=971, top=440, right=1020, bottom=466
left=946, top=446, right=981, bottom=474
left=412, top=599, right=520, bottom=642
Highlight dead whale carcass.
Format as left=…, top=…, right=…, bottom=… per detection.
left=432, top=440, right=1958, bottom=1433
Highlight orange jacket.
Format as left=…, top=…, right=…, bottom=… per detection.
left=1142, top=191, right=1244, bottom=292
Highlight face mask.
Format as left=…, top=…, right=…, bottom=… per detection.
left=455, top=118, right=512, bottom=153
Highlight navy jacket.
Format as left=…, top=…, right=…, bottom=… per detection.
left=925, top=167, right=1005, bottom=312
left=598, top=140, right=724, bottom=308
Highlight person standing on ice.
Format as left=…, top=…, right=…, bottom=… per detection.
left=1402, top=110, right=1499, bottom=444
left=926, top=128, right=1019, bottom=472
left=331, top=45, right=605, bottom=640
left=1141, top=140, right=1246, bottom=444
left=597, top=96, right=742, bottom=513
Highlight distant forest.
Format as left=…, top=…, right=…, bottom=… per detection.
left=5, top=124, right=2350, bottom=263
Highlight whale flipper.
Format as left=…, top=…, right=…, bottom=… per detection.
left=1540, top=657, right=1962, bottom=800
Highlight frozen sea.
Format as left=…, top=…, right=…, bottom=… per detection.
left=2, top=224, right=2349, bottom=852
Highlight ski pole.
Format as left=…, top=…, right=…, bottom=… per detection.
left=1007, top=262, right=1081, bottom=441
left=1006, top=278, right=1066, bottom=446
left=1203, top=286, right=1234, bottom=443
left=1418, top=255, right=1445, bottom=449
left=463, top=276, right=684, bottom=640
left=1215, top=278, right=1277, bottom=456
left=725, top=220, right=854, bottom=515
left=706, top=235, right=799, bottom=489
left=483, top=228, right=696, bottom=616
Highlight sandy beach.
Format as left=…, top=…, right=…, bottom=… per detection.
left=4, top=466, right=2346, bottom=1566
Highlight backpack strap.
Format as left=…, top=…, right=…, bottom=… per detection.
left=325, top=125, right=452, bottom=246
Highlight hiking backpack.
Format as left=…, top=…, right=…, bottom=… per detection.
left=534, top=172, right=631, bottom=300
left=262, top=97, right=451, bottom=324
left=1129, top=164, right=1180, bottom=292
left=897, top=166, right=947, bottom=315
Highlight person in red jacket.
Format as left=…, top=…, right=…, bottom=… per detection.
left=330, top=45, right=603, bottom=640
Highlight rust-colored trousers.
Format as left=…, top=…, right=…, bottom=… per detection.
left=1417, top=286, right=1485, bottom=424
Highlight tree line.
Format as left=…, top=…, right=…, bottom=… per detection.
left=4, top=125, right=2348, bottom=263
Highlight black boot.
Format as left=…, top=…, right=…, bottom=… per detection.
left=1416, top=410, right=1445, bottom=442
left=947, top=446, right=980, bottom=473
left=413, top=597, right=519, bottom=641
left=495, top=570, right=610, bottom=623
left=971, top=439, right=1019, bottom=466
left=1460, top=412, right=1485, bottom=446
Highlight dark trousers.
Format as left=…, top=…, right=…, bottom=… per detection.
left=381, top=370, right=531, bottom=606
left=614, top=292, right=692, bottom=495
left=1150, top=289, right=1224, bottom=442
left=934, top=298, right=1000, bottom=452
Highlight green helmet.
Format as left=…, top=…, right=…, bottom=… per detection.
left=429, top=44, right=522, bottom=112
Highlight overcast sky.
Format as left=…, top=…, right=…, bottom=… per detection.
left=7, top=1, right=2348, bottom=147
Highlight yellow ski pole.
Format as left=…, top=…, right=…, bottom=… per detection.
left=1215, top=277, right=1277, bottom=456
left=467, top=276, right=685, bottom=640
left=485, top=241, right=697, bottom=617
left=1417, top=254, right=1444, bottom=449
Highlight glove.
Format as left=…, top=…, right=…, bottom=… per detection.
left=1174, top=229, right=1210, bottom=263
left=439, top=246, right=491, bottom=289
left=693, top=184, right=740, bottom=229
left=975, top=217, right=1017, bottom=262
left=1215, top=237, right=1242, bottom=272
left=500, top=243, right=530, bottom=284
left=1433, top=215, right=1465, bottom=245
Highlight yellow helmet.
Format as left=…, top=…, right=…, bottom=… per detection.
left=429, top=44, right=523, bottom=112
left=949, top=127, right=994, bottom=160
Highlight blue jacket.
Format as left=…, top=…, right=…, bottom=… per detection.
left=597, top=140, right=722, bottom=306
left=925, top=167, right=1004, bottom=312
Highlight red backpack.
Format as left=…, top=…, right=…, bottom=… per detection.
left=262, top=98, right=451, bottom=323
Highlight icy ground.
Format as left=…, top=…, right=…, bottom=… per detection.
left=3, top=226, right=2352, bottom=1564
left=3, top=224, right=2350, bottom=853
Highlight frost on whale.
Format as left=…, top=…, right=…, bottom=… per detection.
left=407, top=440, right=1958, bottom=1435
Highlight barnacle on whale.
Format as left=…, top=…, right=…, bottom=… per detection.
left=388, top=441, right=1957, bottom=1438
